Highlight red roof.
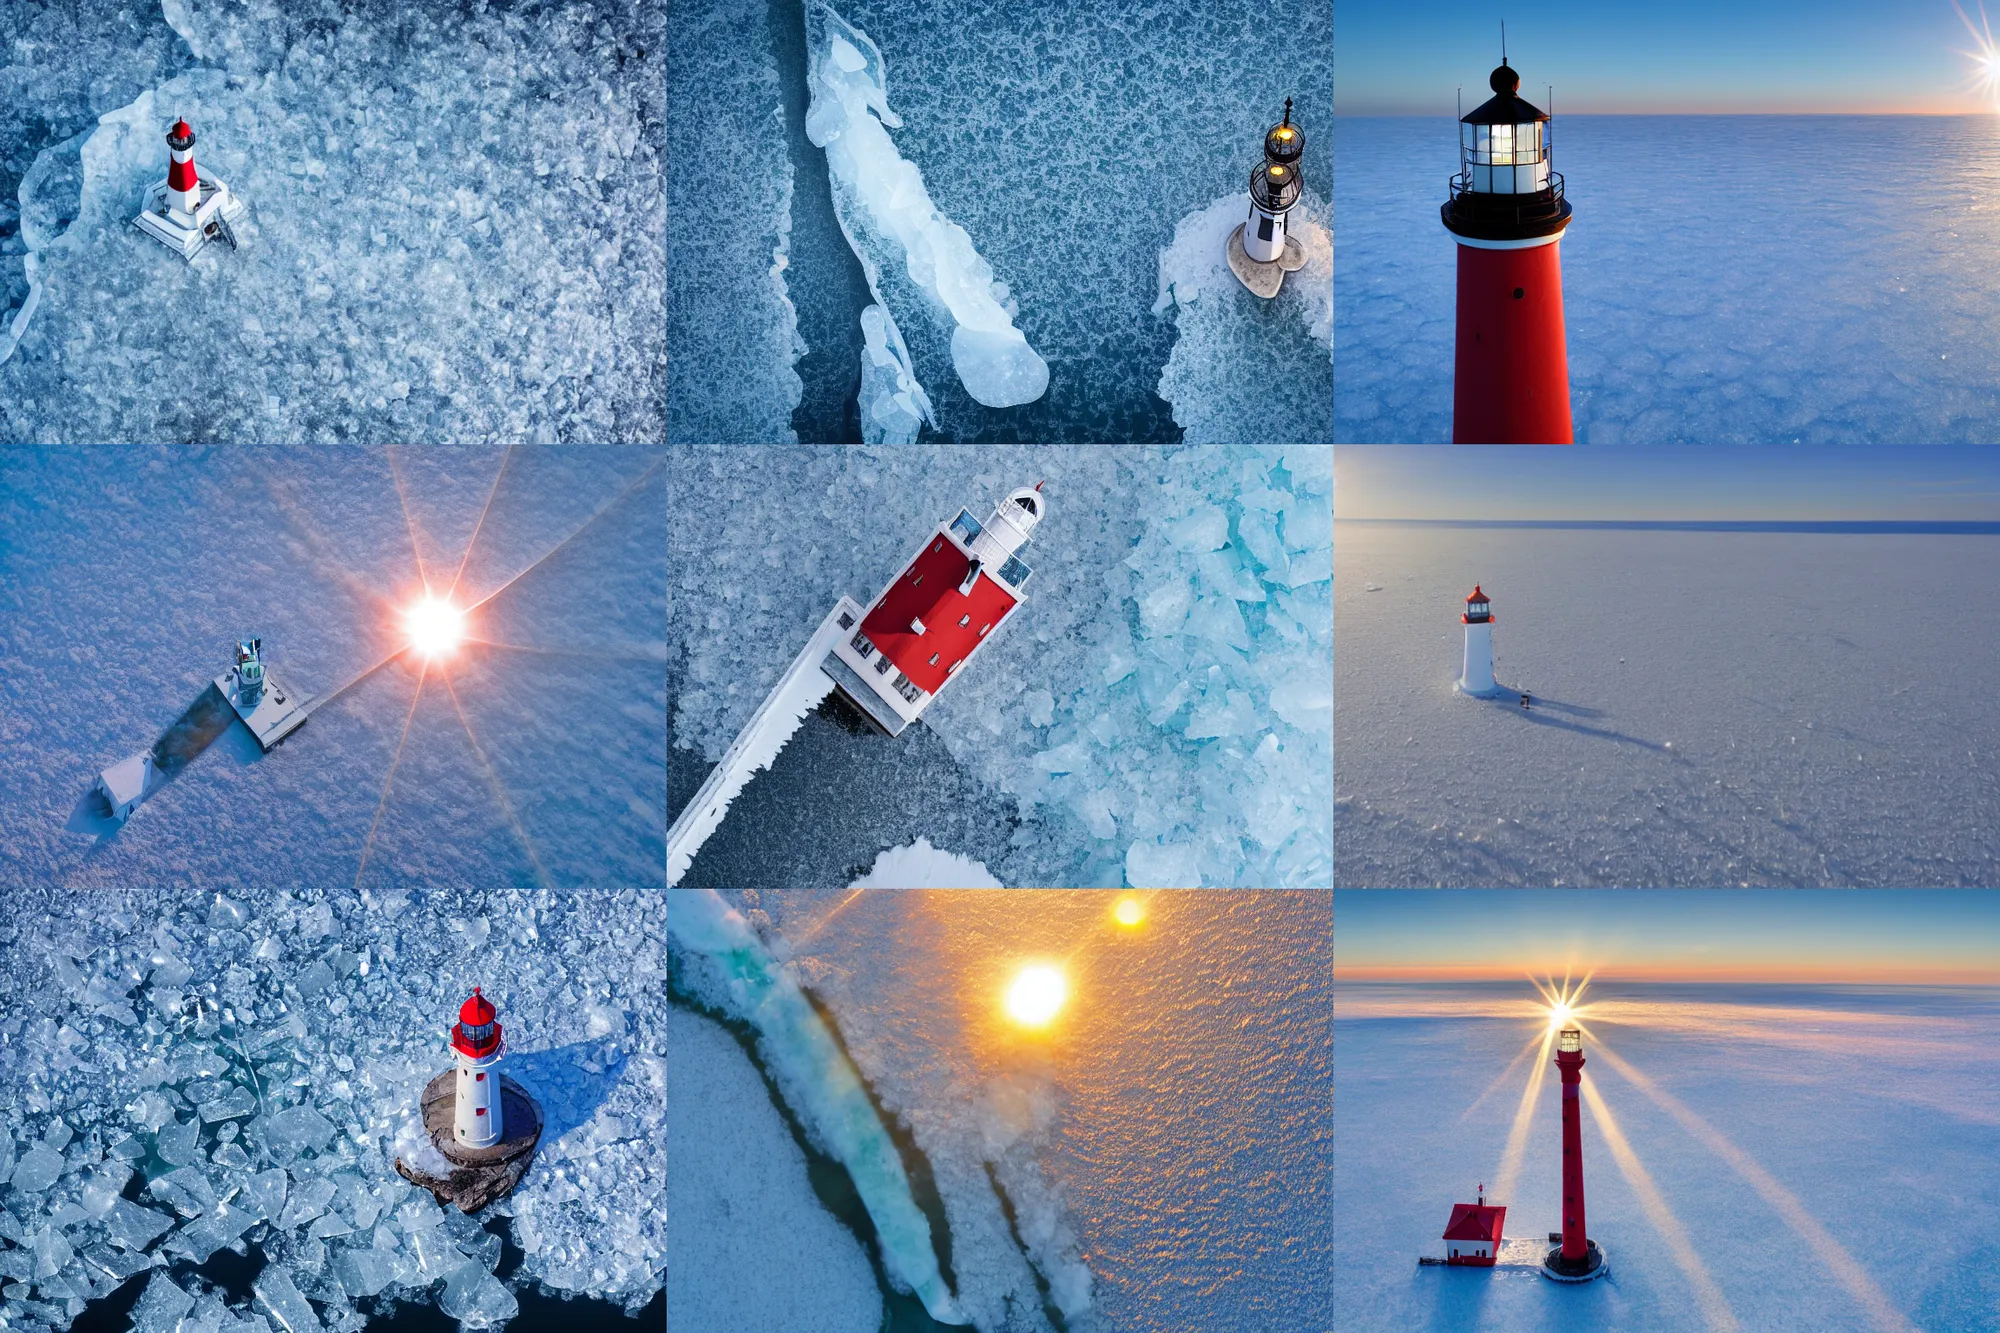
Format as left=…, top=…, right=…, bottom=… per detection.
left=458, top=987, right=496, bottom=1026
left=1443, top=1202, right=1506, bottom=1243
left=861, top=532, right=1019, bottom=695
left=1467, top=585, right=1487, bottom=603
left=169, top=119, right=193, bottom=139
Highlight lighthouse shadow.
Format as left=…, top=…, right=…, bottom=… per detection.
left=65, top=684, right=258, bottom=842
left=1479, top=686, right=1672, bottom=754
left=504, top=1041, right=630, bottom=1145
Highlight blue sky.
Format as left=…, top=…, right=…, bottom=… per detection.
left=1335, top=446, right=2000, bottom=521
left=1338, top=1, right=1998, bottom=114
left=1334, top=889, right=2000, bottom=980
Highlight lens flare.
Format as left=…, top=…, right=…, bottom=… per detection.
left=1957, top=1, right=2000, bottom=109
left=1004, top=964, right=1067, bottom=1028
left=1113, top=896, right=1145, bottom=928
left=406, top=595, right=465, bottom=659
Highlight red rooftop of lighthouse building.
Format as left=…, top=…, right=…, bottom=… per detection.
left=451, top=987, right=502, bottom=1058
left=1443, top=1192, right=1506, bottom=1267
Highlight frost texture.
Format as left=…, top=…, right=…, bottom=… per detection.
left=666, top=892, right=965, bottom=1323
left=858, top=302, right=934, bottom=445
left=1155, top=190, right=1332, bottom=444
left=0, top=887, right=665, bottom=1332
left=668, top=445, right=1332, bottom=888
left=667, top=0, right=802, bottom=444
left=1, top=0, right=662, bottom=443
left=805, top=1, right=1048, bottom=412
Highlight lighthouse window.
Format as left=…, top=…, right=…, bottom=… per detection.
left=927, top=652, right=940, bottom=666
left=837, top=611, right=855, bottom=630
left=476, top=1107, right=486, bottom=1116
left=851, top=631, right=874, bottom=659
left=979, top=623, right=991, bottom=636
left=875, top=655, right=892, bottom=675
left=1258, top=216, right=1274, bottom=242
left=475, top=1072, right=485, bottom=1082
left=958, top=613, right=970, bottom=627
left=913, top=573, right=923, bottom=586
left=950, top=509, right=984, bottom=544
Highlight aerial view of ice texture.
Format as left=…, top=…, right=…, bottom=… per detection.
left=1336, top=521, right=2000, bottom=887
left=0, top=445, right=667, bottom=893
left=0, top=0, right=662, bottom=444
left=1336, top=117, right=2000, bottom=443
left=667, top=445, right=1332, bottom=889
left=666, top=0, right=1331, bottom=443
left=0, top=881, right=664, bottom=1333
left=670, top=889, right=1332, bottom=1332
left=1337, top=980, right=2000, bottom=1332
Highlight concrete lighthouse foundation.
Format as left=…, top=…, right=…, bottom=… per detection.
left=395, top=1070, right=544, bottom=1213
left=1542, top=1237, right=1610, bottom=1282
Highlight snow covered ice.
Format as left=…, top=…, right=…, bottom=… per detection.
left=1337, top=116, right=2000, bottom=443
left=668, top=445, right=1332, bottom=888
left=0, top=883, right=665, bottom=1332
left=1336, top=521, right=2000, bottom=886
left=0, top=0, right=662, bottom=443
left=1337, top=980, right=2000, bottom=1332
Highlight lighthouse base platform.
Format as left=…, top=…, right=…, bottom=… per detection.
left=1226, top=223, right=1306, bottom=299
left=134, top=176, right=248, bottom=263
left=395, top=1071, right=543, bottom=1213
left=1541, top=1239, right=1609, bottom=1283
left=215, top=665, right=311, bottom=752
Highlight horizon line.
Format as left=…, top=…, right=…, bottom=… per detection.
left=1333, top=109, right=1999, bottom=118
left=1335, top=965, right=2000, bottom=984
left=1335, top=519, right=2000, bottom=532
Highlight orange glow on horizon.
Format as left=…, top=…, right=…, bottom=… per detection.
left=1334, top=962, right=2000, bottom=985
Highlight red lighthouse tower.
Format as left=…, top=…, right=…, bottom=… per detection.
left=1442, top=55, right=1574, bottom=444
left=1543, top=1024, right=1608, bottom=1281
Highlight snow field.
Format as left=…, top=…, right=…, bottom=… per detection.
left=0, top=884, right=665, bottom=1333
left=668, top=445, right=1332, bottom=888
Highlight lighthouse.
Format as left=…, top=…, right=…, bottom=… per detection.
left=819, top=483, right=1046, bottom=737
left=1227, top=98, right=1310, bottom=299
left=134, top=117, right=248, bottom=262
left=451, top=988, right=505, bottom=1150
left=1543, top=1025, right=1608, bottom=1281
left=1442, top=55, right=1574, bottom=443
left=1442, top=1185, right=1506, bottom=1266
left=1457, top=586, right=1498, bottom=697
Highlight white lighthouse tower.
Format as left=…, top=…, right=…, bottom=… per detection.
left=1458, top=585, right=1499, bottom=697
left=1228, top=98, right=1310, bottom=299
left=134, top=117, right=248, bottom=262
left=450, top=988, right=505, bottom=1150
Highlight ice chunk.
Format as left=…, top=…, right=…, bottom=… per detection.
left=1023, top=690, right=1055, bottom=728
left=294, top=960, right=335, bottom=999
left=105, top=1198, right=174, bottom=1251
left=1125, top=839, right=1205, bottom=889
left=198, top=1087, right=259, bottom=1122
left=584, top=1005, right=627, bottom=1040
left=9, top=1144, right=63, bottom=1194
left=806, top=0, right=1048, bottom=412
left=80, top=1243, right=154, bottom=1284
left=150, top=1166, right=219, bottom=1218
left=845, top=838, right=1004, bottom=889
left=332, top=1247, right=395, bottom=1299
left=81, top=1164, right=132, bottom=1215
left=241, top=1169, right=287, bottom=1221
left=131, top=1271, right=196, bottom=1333
left=208, top=896, right=248, bottom=931
left=254, top=1267, right=321, bottom=1333
left=31, top=1226, right=74, bottom=1278
left=278, top=1178, right=336, bottom=1230
left=155, top=1117, right=200, bottom=1167
left=170, top=1199, right=258, bottom=1264
left=438, top=1264, right=517, bottom=1328
left=256, top=1106, right=335, bottom=1162
left=858, top=304, right=935, bottom=445
left=1185, top=688, right=1261, bottom=740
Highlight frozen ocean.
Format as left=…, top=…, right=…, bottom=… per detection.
left=0, top=0, right=662, bottom=443
left=1336, top=116, right=2000, bottom=443
left=0, top=446, right=667, bottom=893
left=1335, top=520, right=2000, bottom=887
left=670, top=888, right=1332, bottom=1333
left=666, top=0, right=1331, bottom=444
left=667, top=445, right=1333, bottom=889
left=0, top=881, right=665, bottom=1332
left=1335, top=979, right=2000, bottom=1333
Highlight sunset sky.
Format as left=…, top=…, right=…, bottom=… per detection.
left=1335, top=890, right=2000, bottom=982
left=1335, top=445, right=2000, bottom=522
left=1336, top=0, right=2000, bottom=115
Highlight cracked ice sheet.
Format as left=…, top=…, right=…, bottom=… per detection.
left=0, top=885, right=666, bottom=1331
left=2, top=0, right=662, bottom=443
left=740, top=888, right=1333, bottom=1333
left=668, top=445, right=1331, bottom=889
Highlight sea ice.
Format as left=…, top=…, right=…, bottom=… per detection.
left=130, top=1271, right=195, bottom=1333
left=845, top=838, right=1004, bottom=888
left=805, top=0, right=1047, bottom=413
left=858, top=302, right=935, bottom=445
left=1154, top=190, right=1332, bottom=443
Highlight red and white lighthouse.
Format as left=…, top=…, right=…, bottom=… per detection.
left=1457, top=585, right=1497, bottom=697
left=134, top=115, right=248, bottom=262
left=1443, top=1185, right=1506, bottom=1266
left=1543, top=1024, right=1608, bottom=1281
left=1441, top=57, right=1574, bottom=444
left=820, top=483, right=1046, bottom=737
left=166, top=119, right=200, bottom=219
left=450, top=988, right=506, bottom=1151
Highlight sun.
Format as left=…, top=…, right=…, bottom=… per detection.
left=1548, top=1001, right=1573, bottom=1030
left=405, top=594, right=465, bottom=659
left=1113, top=895, right=1145, bottom=928
left=1004, top=964, right=1067, bottom=1028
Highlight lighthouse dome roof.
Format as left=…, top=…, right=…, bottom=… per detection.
left=167, top=119, right=195, bottom=149
left=458, top=988, right=496, bottom=1026
left=1467, top=586, right=1488, bottom=602
left=1462, top=66, right=1547, bottom=126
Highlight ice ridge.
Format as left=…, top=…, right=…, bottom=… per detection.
left=666, top=890, right=968, bottom=1325
left=804, top=0, right=1049, bottom=414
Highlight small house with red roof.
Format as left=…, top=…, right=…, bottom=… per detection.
left=1443, top=1187, right=1506, bottom=1266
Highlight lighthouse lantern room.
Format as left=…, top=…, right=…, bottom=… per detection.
left=1442, top=53, right=1575, bottom=444
left=819, top=484, right=1046, bottom=737
left=450, top=988, right=506, bottom=1151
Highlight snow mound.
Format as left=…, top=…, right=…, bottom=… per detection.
left=805, top=0, right=1048, bottom=412
left=668, top=0, right=802, bottom=444
left=1155, top=190, right=1332, bottom=443
left=846, top=838, right=1004, bottom=888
